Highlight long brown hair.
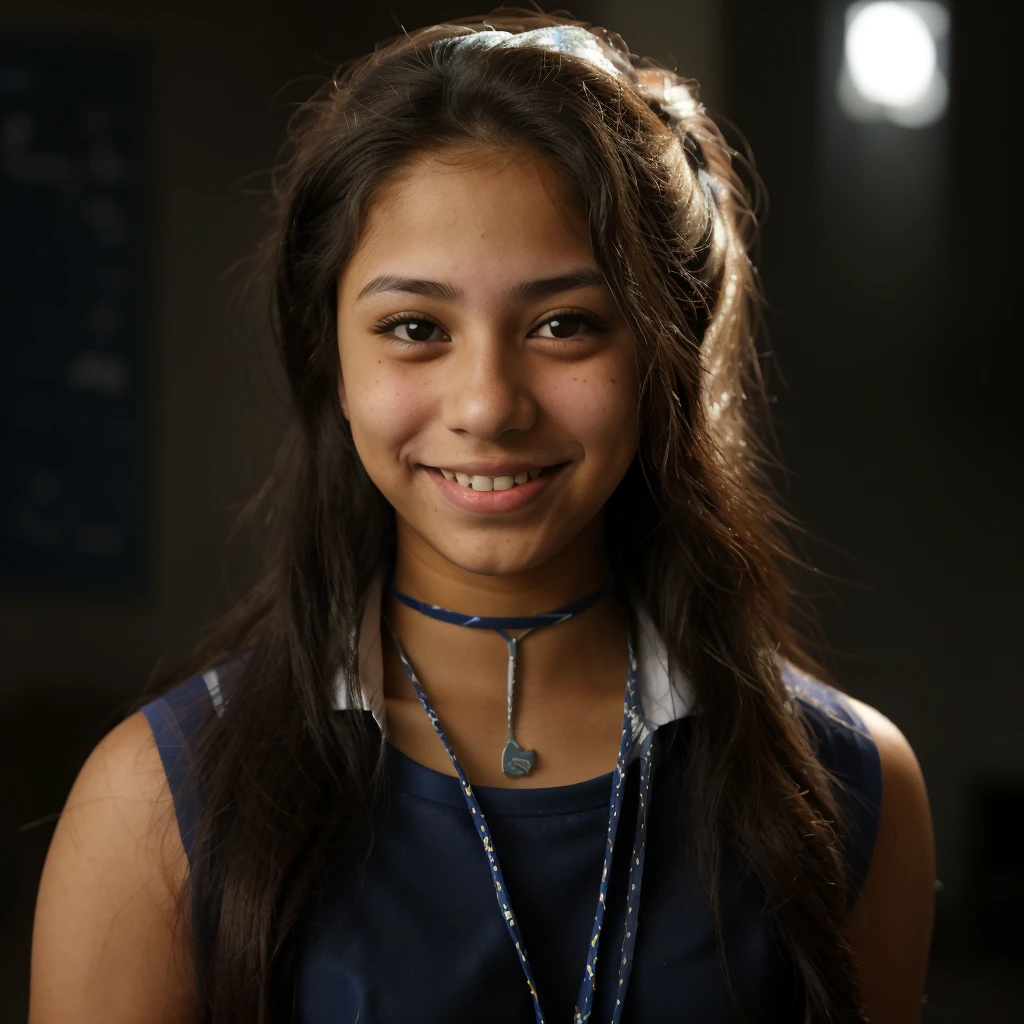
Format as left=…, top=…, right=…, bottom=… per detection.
left=133, top=6, right=866, bottom=1021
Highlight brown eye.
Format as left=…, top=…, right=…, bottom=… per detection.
left=534, top=311, right=607, bottom=341
left=394, top=319, right=443, bottom=343
left=546, top=316, right=583, bottom=339
left=372, top=314, right=447, bottom=347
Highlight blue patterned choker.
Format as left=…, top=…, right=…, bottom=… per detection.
left=387, top=573, right=614, bottom=777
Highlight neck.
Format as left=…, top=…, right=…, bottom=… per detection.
left=382, top=514, right=629, bottom=712
left=391, top=512, right=614, bottom=616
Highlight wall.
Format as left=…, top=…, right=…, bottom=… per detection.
left=596, top=0, right=725, bottom=110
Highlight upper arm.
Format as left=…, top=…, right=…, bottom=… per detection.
left=844, top=697, right=935, bottom=1024
left=29, top=709, right=198, bottom=1024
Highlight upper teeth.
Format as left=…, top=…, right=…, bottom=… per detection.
left=439, top=468, right=544, bottom=490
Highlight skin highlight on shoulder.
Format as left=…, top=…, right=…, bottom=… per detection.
left=843, top=695, right=935, bottom=1024
left=29, top=710, right=198, bottom=1024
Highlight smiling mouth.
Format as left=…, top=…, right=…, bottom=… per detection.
left=425, top=462, right=570, bottom=492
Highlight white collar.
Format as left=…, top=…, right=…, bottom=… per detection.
left=332, top=569, right=695, bottom=738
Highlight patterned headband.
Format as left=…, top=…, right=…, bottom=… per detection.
left=447, top=25, right=704, bottom=125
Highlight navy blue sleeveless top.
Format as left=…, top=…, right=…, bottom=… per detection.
left=140, top=666, right=881, bottom=1023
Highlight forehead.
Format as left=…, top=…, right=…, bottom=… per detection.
left=341, top=146, right=594, bottom=292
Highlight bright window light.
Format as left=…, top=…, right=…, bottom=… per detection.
left=838, top=2, right=949, bottom=127
left=847, top=3, right=935, bottom=105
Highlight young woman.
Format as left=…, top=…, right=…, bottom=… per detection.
left=29, top=8, right=935, bottom=1023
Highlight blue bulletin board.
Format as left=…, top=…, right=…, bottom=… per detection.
left=0, top=42, right=147, bottom=591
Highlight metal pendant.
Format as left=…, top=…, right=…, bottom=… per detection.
left=502, top=634, right=535, bottom=777
left=501, top=737, right=536, bottom=777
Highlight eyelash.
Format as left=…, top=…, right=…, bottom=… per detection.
left=371, top=308, right=609, bottom=349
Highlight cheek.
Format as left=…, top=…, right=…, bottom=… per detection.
left=345, top=363, right=431, bottom=467
left=548, top=370, right=638, bottom=460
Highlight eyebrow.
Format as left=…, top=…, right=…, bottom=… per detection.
left=355, top=267, right=607, bottom=305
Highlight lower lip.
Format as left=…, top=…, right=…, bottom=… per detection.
left=424, top=464, right=568, bottom=513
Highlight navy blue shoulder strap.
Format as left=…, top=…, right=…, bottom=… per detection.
left=780, top=662, right=883, bottom=907
left=139, top=669, right=226, bottom=864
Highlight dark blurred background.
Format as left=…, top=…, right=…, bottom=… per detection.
left=1, top=0, right=1019, bottom=1018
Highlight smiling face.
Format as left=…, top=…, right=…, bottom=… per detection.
left=336, top=145, right=640, bottom=579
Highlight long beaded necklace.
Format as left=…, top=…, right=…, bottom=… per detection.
left=383, top=574, right=655, bottom=1023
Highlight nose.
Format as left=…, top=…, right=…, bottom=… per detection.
left=441, top=333, right=538, bottom=443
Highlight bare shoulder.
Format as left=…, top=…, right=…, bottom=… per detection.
left=29, top=709, right=198, bottom=1024
left=842, top=694, right=935, bottom=1024
left=843, top=695, right=915, bottom=764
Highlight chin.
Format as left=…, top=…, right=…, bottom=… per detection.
left=430, top=535, right=560, bottom=578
